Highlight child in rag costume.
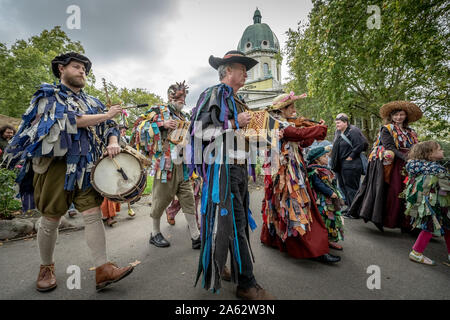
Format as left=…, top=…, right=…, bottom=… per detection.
left=403, top=141, right=450, bottom=265
left=307, top=146, right=345, bottom=250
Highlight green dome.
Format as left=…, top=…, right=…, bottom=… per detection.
left=238, top=9, right=280, bottom=54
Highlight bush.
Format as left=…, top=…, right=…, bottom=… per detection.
left=143, top=175, right=154, bottom=195
left=255, top=157, right=263, bottom=176
left=0, top=168, right=21, bottom=219
left=437, top=140, right=450, bottom=169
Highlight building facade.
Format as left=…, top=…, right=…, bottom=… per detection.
left=237, top=9, right=285, bottom=109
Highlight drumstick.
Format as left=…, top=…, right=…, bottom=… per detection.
left=111, top=158, right=129, bottom=181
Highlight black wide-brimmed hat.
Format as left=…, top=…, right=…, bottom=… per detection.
left=209, top=50, right=258, bottom=71
left=51, top=52, right=92, bottom=78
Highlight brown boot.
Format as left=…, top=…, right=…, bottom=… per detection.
left=95, top=262, right=134, bottom=291
left=221, top=265, right=231, bottom=282
left=36, top=264, right=57, bottom=292
left=236, top=284, right=276, bottom=300
left=106, top=218, right=117, bottom=227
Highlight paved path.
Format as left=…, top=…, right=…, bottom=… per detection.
left=0, top=188, right=449, bottom=300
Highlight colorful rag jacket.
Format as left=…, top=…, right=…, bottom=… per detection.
left=3, top=83, right=119, bottom=193
left=369, top=124, right=418, bottom=161
left=261, top=118, right=314, bottom=241
left=307, top=164, right=344, bottom=242
left=189, top=83, right=257, bottom=293
left=130, top=104, right=189, bottom=183
left=403, top=160, right=450, bottom=236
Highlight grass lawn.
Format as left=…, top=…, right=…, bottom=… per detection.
left=143, top=175, right=154, bottom=195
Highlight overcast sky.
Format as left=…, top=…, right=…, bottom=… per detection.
left=0, top=0, right=313, bottom=107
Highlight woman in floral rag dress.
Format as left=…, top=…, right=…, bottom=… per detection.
left=348, top=101, right=421, bottom=232
left=261, top=92, right=341, bottom=263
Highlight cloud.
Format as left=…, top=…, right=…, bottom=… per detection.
left=185, top=66, right=218, bottom=108
left=0, top=0, right=313, bottom=105
left=0, top=0, right=178, bottom=62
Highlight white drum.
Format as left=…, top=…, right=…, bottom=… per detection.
left=91, top=149, right=147, bottom=204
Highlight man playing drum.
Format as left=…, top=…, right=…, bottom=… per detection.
left=131, top=82, right=201, bottom=249
left=3, top=52, right=134, bottom=292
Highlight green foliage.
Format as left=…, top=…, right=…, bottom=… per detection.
left=143, top=175, right=154, bottom=195
left=255, top=157, right=263, bottom=176
left=415, top=117, right=450, bottom=142
left=437, top=140, right=450, bottom=163
left=273, top=52, right=283, bottom=66
left=0, top=26, right=84, bottom=118
left=0, top=168, right=21, bottom=218
left=285, top=0, right=449, bottom=141
left=86, top=81, right=163, bottom=127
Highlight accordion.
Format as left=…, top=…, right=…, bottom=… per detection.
left=242, top=110, right=279, bottom=145
left=168, top=120, right=190, bottom=146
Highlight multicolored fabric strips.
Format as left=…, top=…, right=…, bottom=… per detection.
left=307, top=164, right=344, bottom=242
left=4, top=83, right=119, bottom=195
left=262, top=139, right=314, bottom=241
left=368, top=124, right=418, bottom=161
left=403, top=160, right=449, bottom=236
left=130, top=104, right=189, bottom=183
left=190, top=84, right=253, bottom=293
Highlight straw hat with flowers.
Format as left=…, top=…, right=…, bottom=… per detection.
left=268, top=92, right=307, bottom=111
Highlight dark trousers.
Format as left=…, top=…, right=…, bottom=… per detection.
left=336, top=158, right=363, bottom=208
left=230, top=165, right=256, bottom=289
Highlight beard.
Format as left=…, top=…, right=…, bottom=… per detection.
left=172, top=100, right=184, bottom=111
left=65, top=74, right=86, bottom=89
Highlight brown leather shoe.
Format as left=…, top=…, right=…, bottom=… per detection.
left=221, top=265, right=231, bottom=282
left=95, top=262, right=134, bottom=291
left=106, top=218, right=117, bottom=227
left=236, top=284, right=276, bottom=300
left=36, top=264, right=57, bottom=292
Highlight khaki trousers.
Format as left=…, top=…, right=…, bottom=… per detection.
left=150, top=164, right=195, bottom=219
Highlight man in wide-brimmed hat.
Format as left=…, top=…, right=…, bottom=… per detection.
left=188, top=50, right=275, bottom=300
left=3, top=52, right=134, bottom=293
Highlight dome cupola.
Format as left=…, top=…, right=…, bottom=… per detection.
left=237, top=8, right=280, bottom=54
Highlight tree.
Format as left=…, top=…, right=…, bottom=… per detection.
left=0, top=27, right=162, bottom=124
left=0, top=168, right=22, bottom=219
left=285, top=0, right=449, bottom=142
left=86, top=80, right=163, bottom=128
left=0, top=27, right=84, bottom=118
